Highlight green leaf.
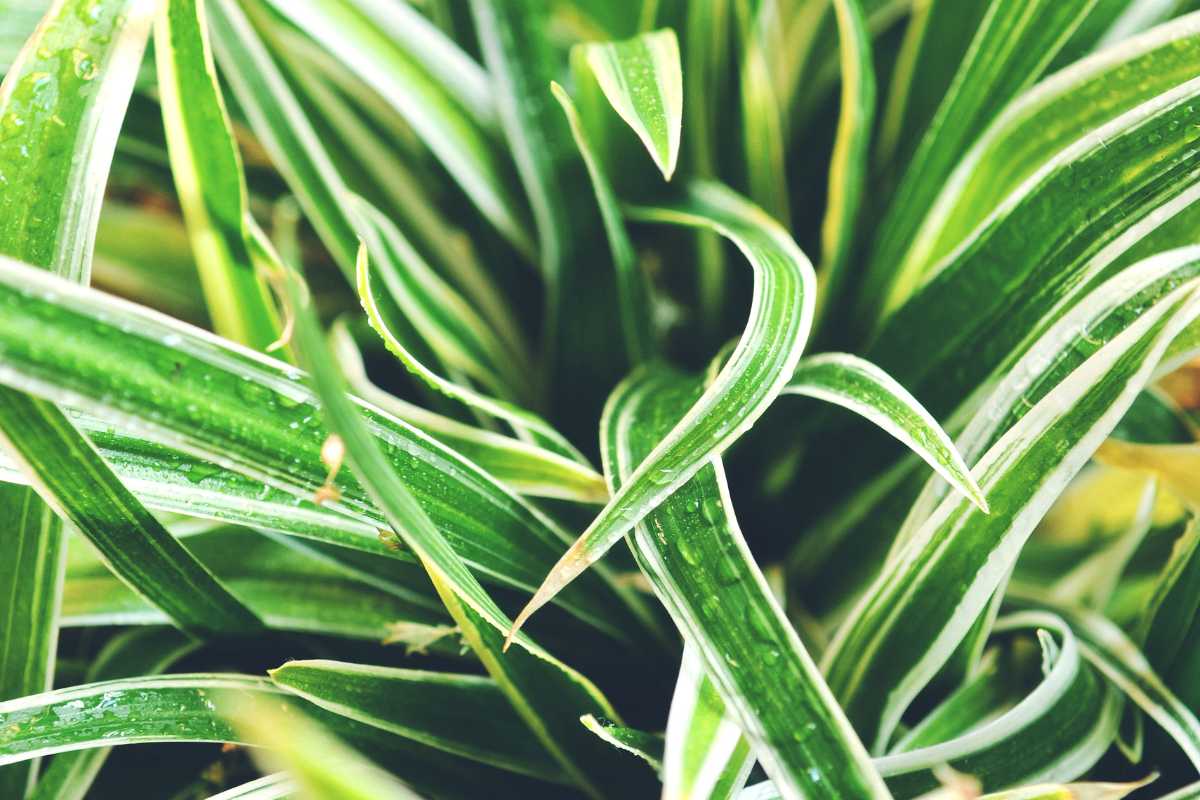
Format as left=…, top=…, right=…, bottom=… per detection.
left=1136, top=518, right=1200, bottom=676
left=224, top=693, right=424, bottom=800
left=0, top=0, right=261, bottom=640
left=5, top=671, right=549, bottom=799
left=735, top=0, right=789, bottom=222
left=0, top=487, right=61, bottom=800
left=269, top=659, right=566, bottom=781
left=0, top=410, right=399, bottom=555
left=579, top=714, right=664, bottom=772
left=815, top=0, right=875, bottom=322
left=28, top=627, right=197, bottom=800
left=4, top=671, right=547, bottom=800
left=0, top=674, right=283, bottom=764
left=331, top=322, right=608, bottom=503
left=864, top=75, right=1200, bottom=428
left=206, top=0, right=359, bottom=276
left=264, top=28, right=525, bottom=363
left=601, top=366, right=887, bottom=798
left=575, top=29, right=683, bottom=180
left=661, top=647, right=753, bottom=800
left=61, top=527, right=449, bottom=642
left=1011, top=593, right=1200, bottom=771
left=784, top=353, right=987, bottom=512
left=888, top=650, right=1023, bottom=754
left=823, top=266, right=1200, bottom=749
left=681, top=0, right=733, bottom=331
left=552, top=81, right=657, bottom=365
left=0, top=5, right=155, bottom=787
left=745, top=611, right=1122, bottom=797
left=281, top=263, right=659, bottom=799
left=0, top=389, right=263, bottom=638
left=862, top=0, right=1098, bottom=320
left=468, top=0, right=632, bottom=439
left=336, top=0, right=497, bottom=131
left=346, top=194, right=534, bottom=407
left=511, top=181, right=816, bottom=639
left=873, top=0, right=988, bottom=172
left=351, top=205, right=571, bottom=450
left=154, top=0, right=281, bottom=352
left=878, top=612, right=1120, bottom=796
left=0, top=255, right=643, bottom=639
left=892, top=250, right=1200, bottom=560
left=0, top=0, right=149, bottom=280
left=899, top=14, right=1200, bottom=302
left=203, top=774, right=295, bottom=800
left=253, top=0, right=534, bottom=258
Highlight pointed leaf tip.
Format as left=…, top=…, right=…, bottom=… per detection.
left=579, top=29, right=683, bottom=181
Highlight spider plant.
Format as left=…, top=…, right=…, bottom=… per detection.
left=5, top=0, right=1200, bottom=798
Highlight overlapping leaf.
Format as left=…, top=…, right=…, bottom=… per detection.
left=0, top=255, right=647, bottom=640
left=601, top=366, right=887, bottom=798
left=281, top=263, right=659, bottom=799
left=510, top=181, right=816, bottom=639
left=824, top=261, right=1200, bottom=749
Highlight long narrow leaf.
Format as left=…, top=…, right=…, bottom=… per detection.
left=0, top=393, right=263, bottom=637
left=784, top=353, right=987, bottom=512
left=282, top=263, right=659, bottom=798
left=155, top=0, right=281, bottom=351
left=815, top=0, right=874, bottom=321
left=862, top=0, right=1097, bottom=319
left=552, top=81, right=657, bottom=365
left=353, top=210, right=580, bottom=459
left=346, top=196, right=533, bottom=406
left=269, top=659, right=565, bottom=781
left=254, top=0, right=533, bottom=257
left=662, top=647, right=754, bottom=800
left=468, top=0, right=631, bottom=440
left=0, top=0, right=261, bottom=640
left=0, top=487, right=61, bottom=799
left=61, top=526, right=449, bottom=642
left=511, top=181, right=816, bottom=639
left=602, top=366, right=888, bottom=798
left=28, top=627, right=198, bottom=800
left=331, top=324, right=607, bottom=503
left=576, top=29, right=683, bottom=180
left=900, top=13, right=1200, bottom=293
left=824, top=276, right=1200, bottom=749
left=0, top=255, right=645, bottom=638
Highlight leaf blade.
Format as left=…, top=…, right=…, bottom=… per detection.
left=511, top=180, right=816, bottom=639
left=578, top=28, right=683, bottom=180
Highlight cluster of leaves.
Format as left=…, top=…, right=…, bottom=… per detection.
left=8, top=0, right=1200, bottom=798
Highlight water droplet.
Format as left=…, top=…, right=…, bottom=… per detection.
left=650, top=465, right=674, bottom=485
left=747, top=611, right=774, bottom=642
left=72, top=49, right=97, bottom=81
left=715, top=558, right=740, bottom=585
left=701, top=497, right=723, bottom=525
left=676, top=534, right=702, bottom=566
left=236, top=379, right=273, bottom=406
left=183, top=462, right=222, bottom=484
